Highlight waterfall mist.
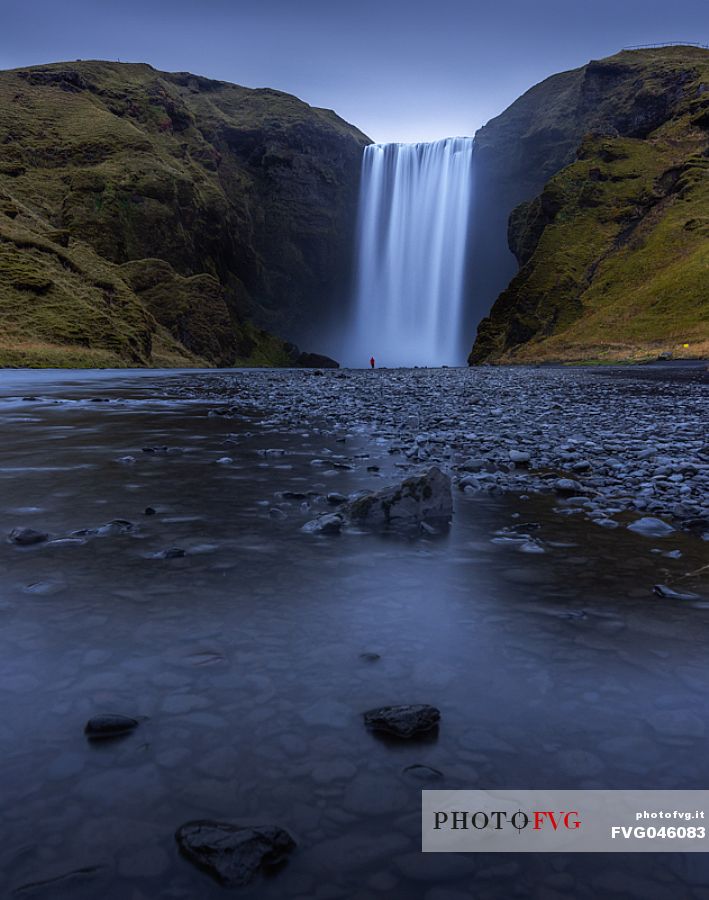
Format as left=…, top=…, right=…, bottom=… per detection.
left=345, top=137, right=474, bottom=368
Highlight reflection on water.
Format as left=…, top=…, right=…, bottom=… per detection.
left=0, top=371, right=708, bottom=899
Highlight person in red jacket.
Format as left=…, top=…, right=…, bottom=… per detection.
left=369, top=356, right=375, bottom=369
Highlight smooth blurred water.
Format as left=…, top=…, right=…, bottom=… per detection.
left=1, top=370, right=709, bottom=899
left=347, top=138, right=474, bottom=368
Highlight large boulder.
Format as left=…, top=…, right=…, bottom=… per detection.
left=175, top=820, right=296, bottom=887
left=343, top=467, right=452, bottom=527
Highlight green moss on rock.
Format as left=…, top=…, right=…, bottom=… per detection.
left=0, top=59, right=369, bottom=368
left=469, top=47, right=709, bottom=364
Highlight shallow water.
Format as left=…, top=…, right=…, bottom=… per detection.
left=1, top=369, right=708, bottom=899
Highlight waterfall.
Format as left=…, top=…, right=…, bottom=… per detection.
left=347, top=137, right=474, bottom=368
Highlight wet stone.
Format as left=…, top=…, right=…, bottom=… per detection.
left=73, top=519, right=138, bottom=537
left=84, top=714, right=139, bottom=740
left=627, top=516, right=675, bottom=537
left=653, top=584, right=702, bottom=601
left=158, top=547, right=186, bottom=559
left=554, top=478, right=583, bottom=495
left=8, top=527, right=49, bottom=546
left=175, top=820, right=296, bottom=887
left=344, top=467, right=452, bottom=528
left=509, top=450, right=531, bottom=464
left=301, top=513, right=343, bottom=535
left=363, top=704, right=440, bottom=739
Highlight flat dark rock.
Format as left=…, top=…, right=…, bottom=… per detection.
left=72, top=519, right=137, bottom=537
left=653, top=584, right=702, bottom=601
left=175, top=820, right=296, bottom=887
left=8, top=527, right=49, bottom=546
left=160, top=547, right=186, bottom=559
left=84, top=714, right=139, bottom=740
left=363, top=704, right=440, bottom=738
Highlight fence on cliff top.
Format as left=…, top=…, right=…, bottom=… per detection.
left=622, top=42, right=709, bottom=50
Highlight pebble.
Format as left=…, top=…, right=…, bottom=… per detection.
left=178, top=368, right=709, bottom=537
left=158, top=547, right=186, bottom=559
left=627, top=517, right=675, bottom=537
left=8, top=527, right=49, bottom=546
left=653, top=584, right=702, bottom=601
left=301, top=513, right=343, bottom=535
left=509, top=450, right=531, bottom=464
left=554, top=478, right=582, bottom=495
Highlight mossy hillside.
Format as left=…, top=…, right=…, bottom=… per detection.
left=0, top=190, right=294, bottom=368
left=0, top=194, right=163, bottom=367
left=0, top=60, right=369, bottom=366
left=119, top=259, right=239, bottom=366
left=470, top=46, right=709, bottom=364
left=231, top=321, right=296, bottom=368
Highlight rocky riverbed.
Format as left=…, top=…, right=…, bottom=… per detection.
left=184, top=363, right=709, bottom=538
left=1, top=364, right=708, bottom=899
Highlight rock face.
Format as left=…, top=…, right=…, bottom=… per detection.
left=468, top=46, right=709, bottom=364
left=343, top=467, right=452, bottom=527
left=175, top=820, right=296, bottom=886
left=0, top=61, right=369, bottom=367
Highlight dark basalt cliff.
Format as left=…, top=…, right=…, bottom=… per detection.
left=468, top=46, right=709, bottom=364
left=0, top=60, right=369, bottom=367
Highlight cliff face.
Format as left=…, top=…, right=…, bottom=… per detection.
left=468, top=47, right=709, bottom=364
left=0, top=61, right=369, bottom=367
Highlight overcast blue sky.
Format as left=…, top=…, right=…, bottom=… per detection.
left=2, top=0, right=707, bottom=142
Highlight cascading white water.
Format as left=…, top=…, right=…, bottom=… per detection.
left=347, top=137, right=474, bottom=368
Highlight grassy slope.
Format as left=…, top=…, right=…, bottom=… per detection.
left=0, top=61, right=367, bottom=367
left=470, top=47, right=709, bottom=364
